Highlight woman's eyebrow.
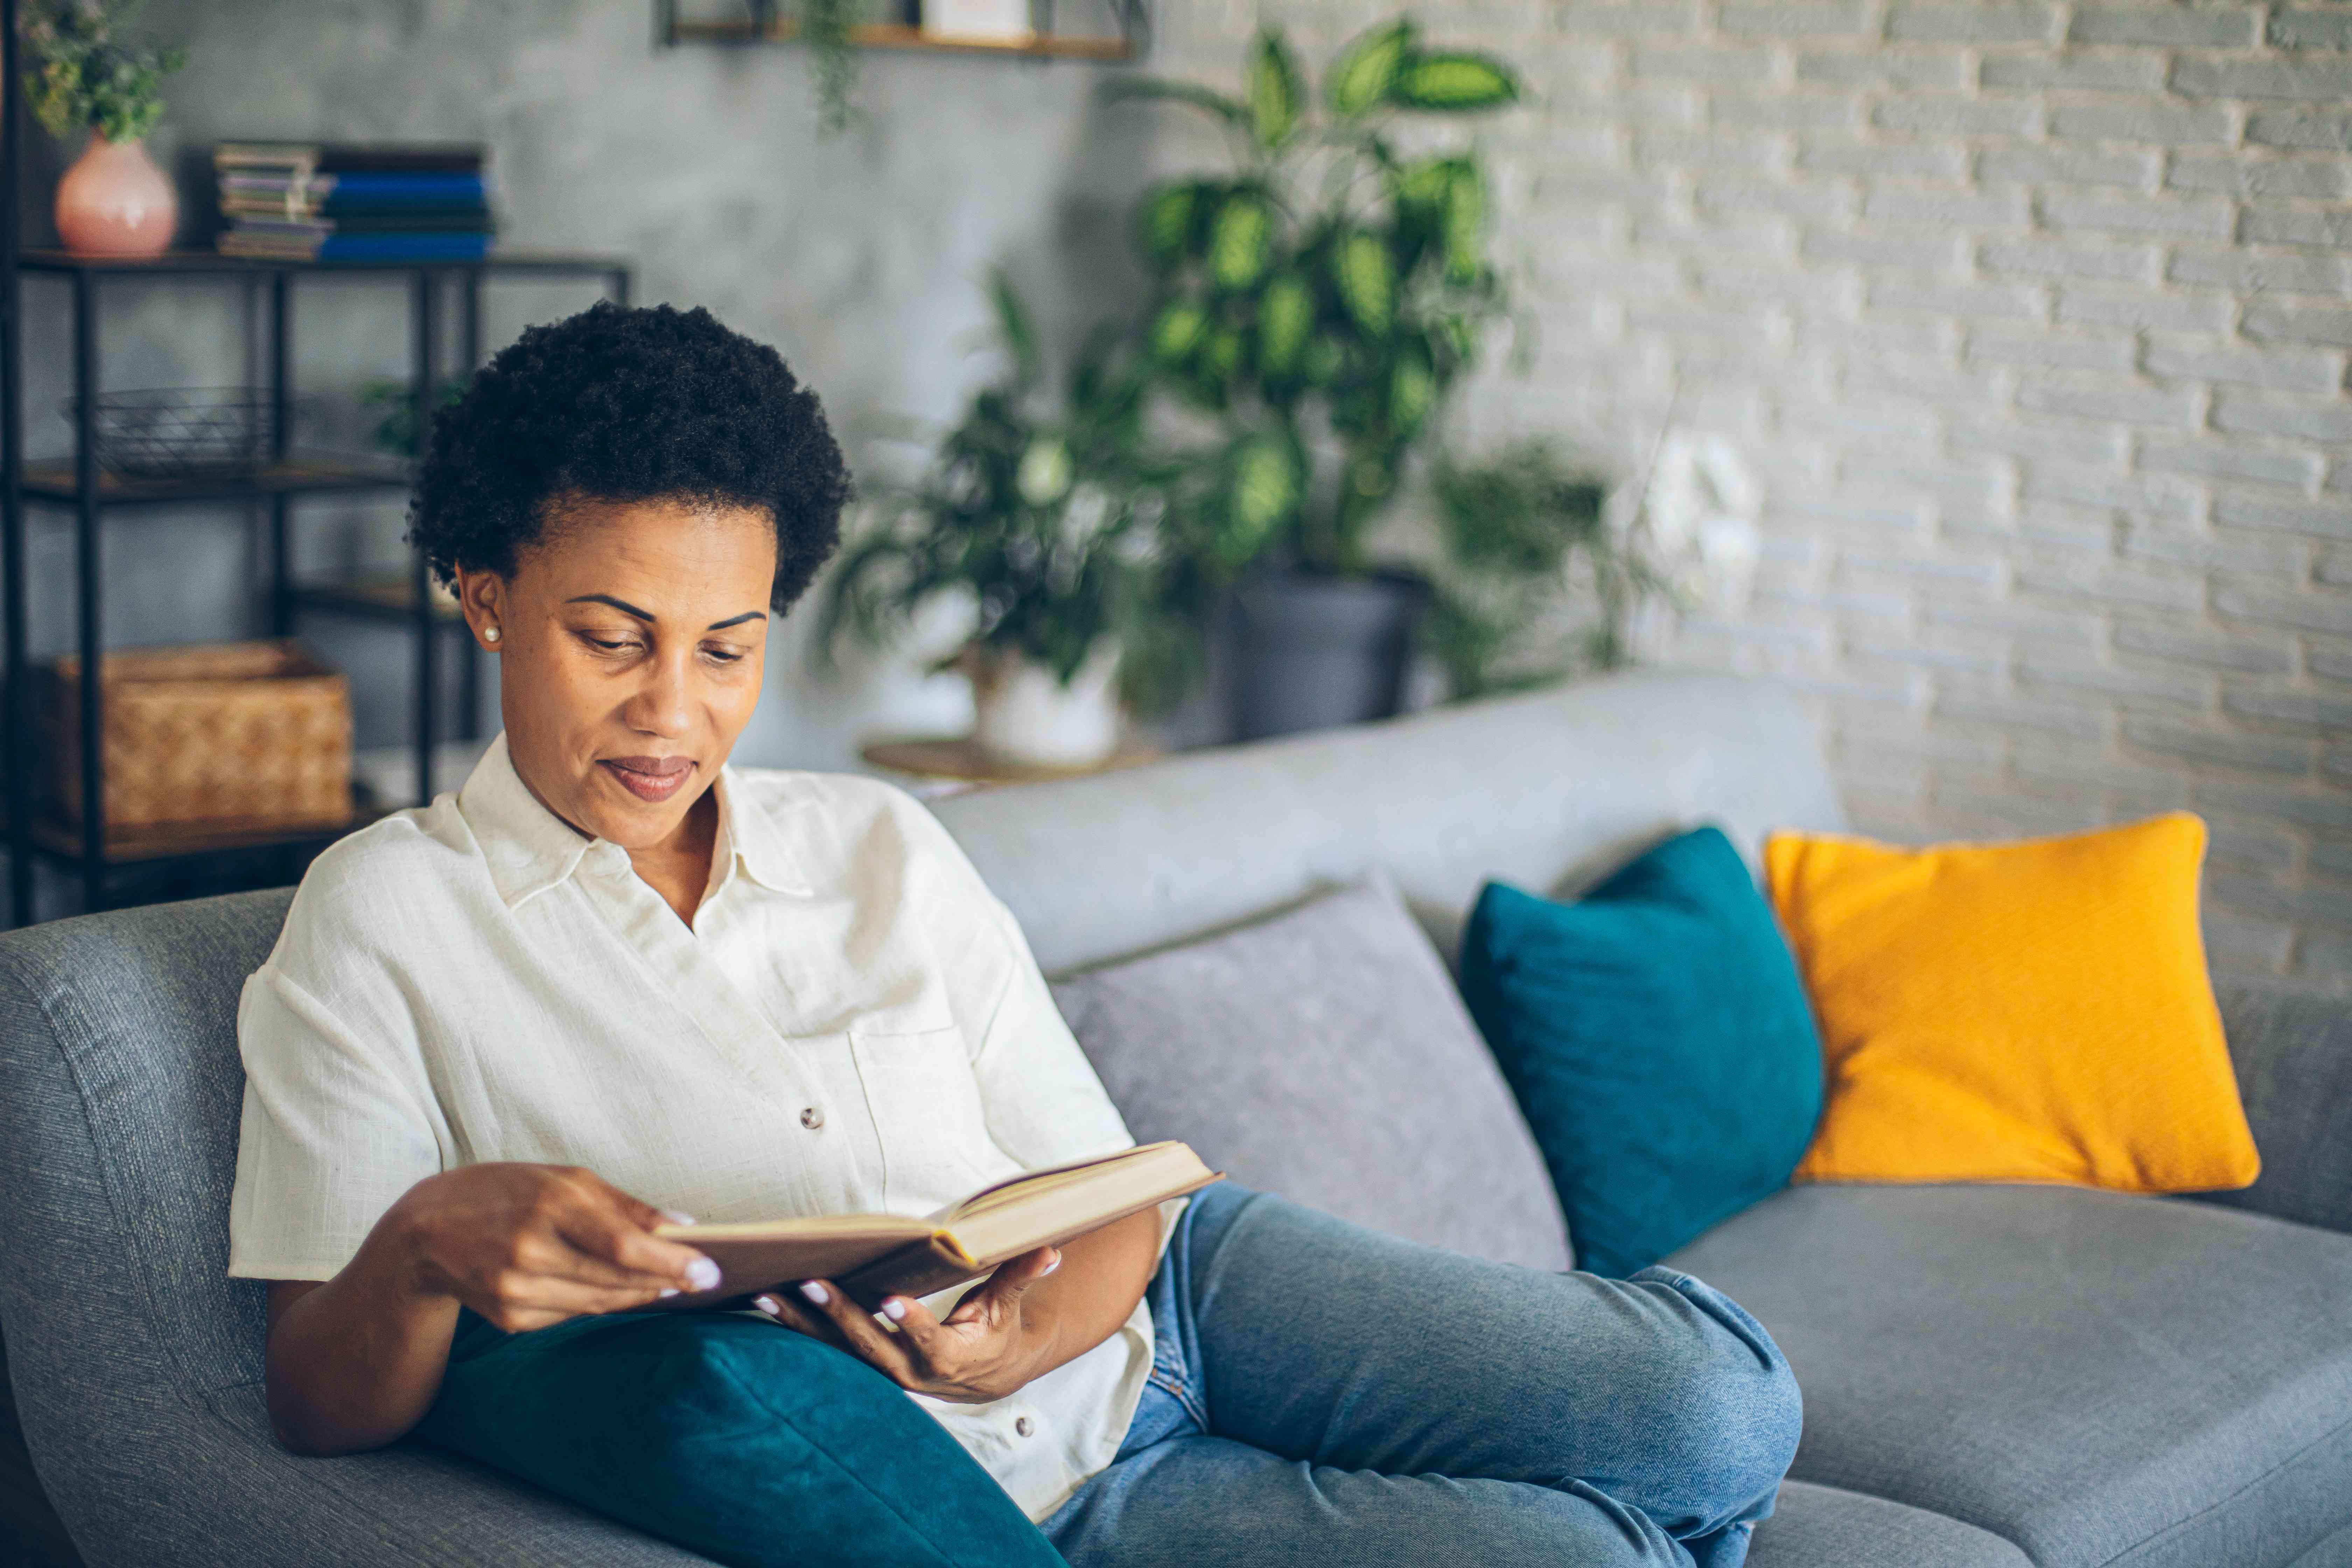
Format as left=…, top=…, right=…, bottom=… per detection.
left=567, top=593, right=656, bottom=621
left=565, top=594, right=763, bottom=631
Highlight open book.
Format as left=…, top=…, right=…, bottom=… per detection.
left=651, top=1141, right=1221, bottom=1310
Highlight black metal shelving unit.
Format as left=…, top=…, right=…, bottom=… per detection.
left=0, top=247, right=629, bottom=927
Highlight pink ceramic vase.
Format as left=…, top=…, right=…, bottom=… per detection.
left=56, top=135, right=178, bottom=258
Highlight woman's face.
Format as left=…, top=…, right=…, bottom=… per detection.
left=454, top=497, right=776, bottom=852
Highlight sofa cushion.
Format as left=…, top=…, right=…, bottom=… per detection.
left=415, top=1308, right=1060, bottom=1568
left=1765, top=814, right=2258, bottom=1194
left=1749, top=1481, right=2032, bottom=1568
left=1049, top=876, right=1571, bottom=1270
left=1667, top=1184, right=2352, bottom=1568
left=1458, top=824, right=1822, bottom=1276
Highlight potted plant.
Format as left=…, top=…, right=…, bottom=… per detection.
left=21, top=0, right=186, bottom=258
left=1108, top=16, right=1520, bottom=737
left=821, top=276, right=1216, bottom=768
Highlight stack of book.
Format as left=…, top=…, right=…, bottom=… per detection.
left=214, top=144, right=495, bottom=263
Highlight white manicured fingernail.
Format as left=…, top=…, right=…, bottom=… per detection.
left=658, top=1287, right=680, bottom=1299
left=661, top=1209, right=696, bottom=1226
left=800, top=1281, right=828, bottom=1306
left=686, top=1256, right=721, bottom=1292
left=881, top=1297, right=908, bottom=1322
left=1041, top=1251, right=1062, bottom=1276
left=753, top=1294, right=783, bottom=1316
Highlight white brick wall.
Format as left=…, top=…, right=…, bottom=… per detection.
left=1150, top=0, right=2352, bottom=991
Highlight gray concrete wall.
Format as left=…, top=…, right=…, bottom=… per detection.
left=14, top=0, right=2350, bottom=989
left=18, top=0, right=1161, bottom=779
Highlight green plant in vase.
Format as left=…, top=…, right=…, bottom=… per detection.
left=820, top=276, right=1214, bottom=767
left=1106, top=16, right=1521, bottom=736
left=22, top=0, right=186, bottom=257
left=1111, top=18, right=1518, bottom=574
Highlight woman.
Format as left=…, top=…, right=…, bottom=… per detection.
left=233, top=302, right=1799, bottom=1568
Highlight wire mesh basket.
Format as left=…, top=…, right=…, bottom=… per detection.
left=68, top=388, right=279, bottom=480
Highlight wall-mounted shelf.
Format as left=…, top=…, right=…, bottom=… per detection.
left=659, top=0, right=1147, bottom=62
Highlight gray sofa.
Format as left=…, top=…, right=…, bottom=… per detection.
left=2, top=670, right=2348, bottom=1567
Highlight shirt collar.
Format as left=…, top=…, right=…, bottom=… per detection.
left=457, top=733, right=813, bottom=909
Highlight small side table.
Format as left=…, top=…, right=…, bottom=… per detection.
left=858, top=736, right=1162, bottom=798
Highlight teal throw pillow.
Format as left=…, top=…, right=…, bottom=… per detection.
left=414, top=1307, right=1063, bottom=1568
left=1457, top=824, right=1823, bottom=1278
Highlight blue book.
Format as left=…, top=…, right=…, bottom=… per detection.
left=315, top=232, right=495, bottom=262
left=319, top=172, right=489, bottom=203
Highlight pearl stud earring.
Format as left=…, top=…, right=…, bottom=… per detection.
left=483, top=625, right=501, bottom=644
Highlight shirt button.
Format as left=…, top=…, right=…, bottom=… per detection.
left=1014, top=1416, right=1033, bottom=1437
left=799, top=1106, right=825, bottom=1130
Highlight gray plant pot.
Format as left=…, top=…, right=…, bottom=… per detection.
left=1230, top=569, right=1427, bottom=742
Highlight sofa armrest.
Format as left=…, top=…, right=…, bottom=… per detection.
left=2195, top=981, right=2352, bottom=1237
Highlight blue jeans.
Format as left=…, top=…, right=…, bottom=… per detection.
left=1042, top=1184, right=1801, bottom=1568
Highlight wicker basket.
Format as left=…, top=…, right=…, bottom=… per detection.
left=41, top=641, right=353, bottom=831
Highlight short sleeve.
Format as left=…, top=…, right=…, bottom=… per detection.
left=226, top=960, right=446, bottom=1282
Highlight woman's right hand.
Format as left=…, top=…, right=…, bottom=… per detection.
left=384, top=1161, right=719, bottom=1332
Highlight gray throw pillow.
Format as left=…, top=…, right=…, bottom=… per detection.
left=1049, top=875, right=1571, bottom=1271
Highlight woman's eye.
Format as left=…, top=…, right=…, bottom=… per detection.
left=704, top=646, right=745, bottom=665
left=582, top=635, right=639, bottom=652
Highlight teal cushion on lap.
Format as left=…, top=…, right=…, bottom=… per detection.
left=414, top=1308, right=1065, bottom=1568
left=1457, top=824, right=1823, bottom=1279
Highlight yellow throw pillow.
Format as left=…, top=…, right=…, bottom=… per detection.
left=1765, top=812, right=2259, bottom=1192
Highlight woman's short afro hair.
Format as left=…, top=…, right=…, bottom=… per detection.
left=407, top=301, right=850, bottom=615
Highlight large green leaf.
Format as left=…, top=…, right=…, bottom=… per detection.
left=1441, top=160, right=1485, bottom=285
left=1325, top=18, right=1415, bottom=116
left=1246, top=27, right=1304, bottom=149
left=1100, top=76, right=1251, bottom=129
left=1199, top=323, right=1246, bottom=383
left=1206, top=191, right=1274, bottom=291
left=1255, top=272, right=1314, bottom=376
left=1388, top=345, right=1437, bottom=434
left=988, top=271, right=1041, bottom=391
left=1224, top=436, right=1297, bottom=561
left=1392, top=51, right=1520, bottom=112
left=1332, top=229, right=1396, bottom=337
left=1134, top=181, right=1201, bottom=270
left=1147, top=298, right=1208, bottom=364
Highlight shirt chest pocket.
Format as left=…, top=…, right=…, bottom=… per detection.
left=847, top=995, right=1000, bottom=1209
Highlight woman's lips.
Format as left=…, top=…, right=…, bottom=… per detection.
left=599, top=755, right=694, bottom=803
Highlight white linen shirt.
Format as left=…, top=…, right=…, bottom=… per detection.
left=227, top=732, right=1158, bottom=1521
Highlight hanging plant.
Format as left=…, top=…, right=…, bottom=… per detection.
left=797, top=0, right=864, bottom=134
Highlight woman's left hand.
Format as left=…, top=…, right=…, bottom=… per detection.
left=753, top=1245, right=1064, bottom=1404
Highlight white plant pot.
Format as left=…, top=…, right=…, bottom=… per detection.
left=969, top=642, right=1123, bottom=769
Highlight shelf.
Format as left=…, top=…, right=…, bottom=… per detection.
left=18, top=247, right=631, bottom=276
left=20, top=449, right=411, bottom=507
left=292, top=572, right=466, bottom=624
left=669, top=18, right=1133, bottom=58
left=860, top=734, right=1161, bottom=785
left=12, top=801, right=383, bottom=867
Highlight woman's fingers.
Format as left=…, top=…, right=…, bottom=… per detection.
left=551, top=1179, right=716, bottom=1292
left=750, top=1291, right=853, bottom=1353
left=781, top=1280, right=921, bottom=1384
left=944, top=1246, right=1060, bottom=1326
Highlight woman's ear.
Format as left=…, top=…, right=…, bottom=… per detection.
left=453, top=567, right=506, bottom=651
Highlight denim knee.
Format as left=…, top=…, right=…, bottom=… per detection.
left=1626, top=1266, right=1804, bottom=1522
